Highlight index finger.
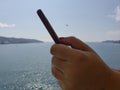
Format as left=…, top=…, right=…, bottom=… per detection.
left=59, top=37, right=94, bottom=52
left=50, top=44, right=85, bottom=61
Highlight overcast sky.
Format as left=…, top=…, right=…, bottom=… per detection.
left=0, top=0, right=120, bottom=42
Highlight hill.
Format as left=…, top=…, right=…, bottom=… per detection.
left=102, top=40, right=120, bottom=44
left=0, top=36, right=43, bottom=44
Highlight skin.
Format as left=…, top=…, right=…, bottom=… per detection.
left=50, top=36, right=120, bottom=90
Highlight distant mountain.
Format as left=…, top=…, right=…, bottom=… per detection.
left=102, top=40, right=120, bottom=44
left=0, top=36, right=43, bottom=44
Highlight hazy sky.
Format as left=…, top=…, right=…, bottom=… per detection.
left=0, top=0, right=120, bottom=42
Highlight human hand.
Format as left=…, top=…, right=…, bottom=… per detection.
left=50, top=37, right=120, bottom=90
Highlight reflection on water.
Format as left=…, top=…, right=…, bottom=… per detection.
left=0, top=64, right=60, bottom=90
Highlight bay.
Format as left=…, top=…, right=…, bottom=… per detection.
left=0, top=42, right=120, bottom=90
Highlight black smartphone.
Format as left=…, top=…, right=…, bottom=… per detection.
left=37, top=9, right=60, bottom=44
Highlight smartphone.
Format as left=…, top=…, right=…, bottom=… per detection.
left=37, top=9, right=60, bottom=44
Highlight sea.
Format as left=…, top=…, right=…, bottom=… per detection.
left=0, top=42, right=120, bottom=90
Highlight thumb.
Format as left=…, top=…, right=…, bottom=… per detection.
left=59, top=37, right=94, bottom=51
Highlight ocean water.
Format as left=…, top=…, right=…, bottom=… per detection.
left=0, top=42, right=120, bottom=90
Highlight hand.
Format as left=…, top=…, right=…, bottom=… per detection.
left=50, top=37, right=120, bottom=90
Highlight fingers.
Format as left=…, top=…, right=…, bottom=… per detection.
left=52, top=56, right=66, bottom=71
left=50, top=44, right=85, bottom=61
left=52, top=66, right=64, bottom=80
left=59, top=36, right=94, bottom=51
left=51, top=56, right=66, bottom=80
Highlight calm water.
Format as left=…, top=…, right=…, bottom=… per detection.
left=0, top=42, right=120, bottom=90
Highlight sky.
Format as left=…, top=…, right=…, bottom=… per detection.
left=0, top=0, right=120, bottom=42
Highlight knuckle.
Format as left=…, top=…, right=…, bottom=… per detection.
left=50, top=44, right=63, bottom=55
left=69, top=36, right=76, bottom=41
left=51, top=67, right=57, bottom=78
left=50, top=44, right=56, bottom=54
left=51, top=56, right=56, bottom=65
left=51, top=66, right=62, bottom=80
